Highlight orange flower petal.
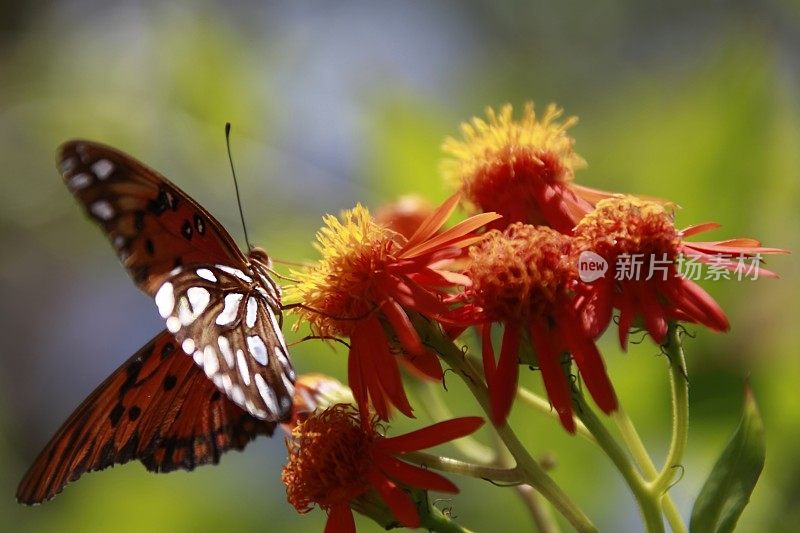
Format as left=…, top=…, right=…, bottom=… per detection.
left=530, top=320, right=575, bottom=433
left=403, top=193, right=461, bottom=252
left=379, top=416, right=484, bottom=454
left=325, top=503, right=356, bottom=533
left=400, top=212, right=501, bottom=259
left=490, top=323, right=521, bottom=425
left=368, top=471, right=420, bottom=528
left=375, top=454, right=459, bottom=494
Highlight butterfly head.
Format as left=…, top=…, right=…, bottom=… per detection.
left=248, top=247, right=273, bottom=270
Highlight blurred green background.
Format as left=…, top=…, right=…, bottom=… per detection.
left=1, top=2, right=798, bottom=532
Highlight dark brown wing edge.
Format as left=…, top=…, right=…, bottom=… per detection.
left=16, top=330, right=276, bottom=505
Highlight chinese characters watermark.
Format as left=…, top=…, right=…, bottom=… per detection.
left=576, top=251, right=763, bottom=282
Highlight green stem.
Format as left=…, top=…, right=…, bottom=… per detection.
left=428, top=327, right=598, bottom=533
left=515, top=484, right=562, bottom=533
left=574, top=392, right=665, bottom=533
left=516, top=385, right=596, bottom=443
left=612, top=409, right=687, bottom=533
left=421, top=504, right=475, bottom=533
left=648, top=322, right=690, bottom=495
left=402, top=451, right=522, bottom=483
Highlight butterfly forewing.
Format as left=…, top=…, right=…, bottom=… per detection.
left=58, top=140, right=246, bottom=294
left=16, top=330, right=277, bottom=505
left=56, top=141, right=294, bottom=421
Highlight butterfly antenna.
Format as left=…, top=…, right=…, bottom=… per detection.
left=225, top=122, right=253, bottom=251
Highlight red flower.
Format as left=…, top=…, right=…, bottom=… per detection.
left=289, top=195, right=500, bottom=420
left=282, top=404, right=484, bottom=532
left=450, top=223, right=617, bottom=431
left=573, top=196, right=788, bottom=349
left=442, top=102, right=618, bottom=234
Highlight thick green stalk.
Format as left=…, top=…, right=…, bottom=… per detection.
left=574, top=393, right=665, bottom=533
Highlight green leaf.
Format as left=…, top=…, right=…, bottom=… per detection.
left=690, top=384, right=766, bottom=533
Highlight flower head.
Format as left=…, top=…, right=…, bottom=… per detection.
left=453, top=223, right=617, bottom=430
left=289, top=195, right=500, bottom=420
left=282, top=404, right=483, bottom=532
left=573, top=196, right=788, bottom=348
left=285, top=374, right=354, bottom=430
left=374, top=195, right=435, bottom=240
left=442, top=103, right=612, bottom=233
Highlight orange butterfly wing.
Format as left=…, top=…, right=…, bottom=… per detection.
left=59, top=140, right=246, bottom=294
left=16, top=330, right=276, bottom=505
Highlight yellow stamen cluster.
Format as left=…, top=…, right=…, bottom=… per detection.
left=574, top=196, right=680, bottom=258
left=282, top=405, right=374, bottom=513
left=465, top=223, right=574, bottom=321
left=288, top=205, right=399, bottom=337
left=441, top=103, right=586, bottom=200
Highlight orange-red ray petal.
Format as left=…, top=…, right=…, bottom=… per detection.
left=368, top=470, right=420, bottom=528
left=530, top=320, right=575, bottom=433
left=680, top=222, right=721, bottom=237
left=400, top=212, right=501, bottom=259
left=556, top=312, right=617, bottom=414
left=491, top=323, right=521, bottom=425
left=403, top=193, right=461, bottom=252
left=325, top=503, right=356, bottom=533
left=379, top=417, right=484, bottom=454
left=366, top=317, right=414, bottom=418
left=376, top=295, right=426, bottom=357
left=375, top=453, right=459, bottom=493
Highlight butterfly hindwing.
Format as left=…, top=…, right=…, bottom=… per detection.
left=16, top=330, right=277, bottom=505
left=156, top=263, right=295, bottom=421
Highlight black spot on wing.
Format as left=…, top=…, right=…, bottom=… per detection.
left=163, top=375, right=177, bottom=391
left=109, top=404, right=125, bottom=427
left=181, top=220, right=192, bottom=240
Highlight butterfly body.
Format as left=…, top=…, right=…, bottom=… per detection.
left=17, top=140, right=294, bottom=504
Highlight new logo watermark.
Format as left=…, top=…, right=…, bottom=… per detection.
left=577, top=251, right=608, bottom=282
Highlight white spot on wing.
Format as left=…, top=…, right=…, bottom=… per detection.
left=203, top=345, right=219, bottom=376
left=218, top=336, right=234, bottom=367
left=178, top=298, right=194, bottom=326
left=181, top=338, right=195, bottom=355
left=247, top=335, right=268, bottom=366
left=166, top=316, right=181, bottom=333
left=68, top=173, right=91, bottom=190
left=281, top=373, right=295, bottom=396
left=197, top=268, right=217, bottom=282
left=186, top=287, right=210, bottom=315
left=155, top=282, right=175, bottom=318
left=236, top=349, right=251, bottom=386
left=222, top=375, right=233, bottom=393
left=255, top=374, right=278, bottom=414
left=91, top=159, right=114, bottom=180
left=217, top=265, right=252, bottom=283
left=216, top=293, right=243, bottom=326
left=246, top=297, right=257, bottom=328
left=231, top=385, right=245, bottom=406
left=60, top=157, right=77, bottom=173
left=90, top=200, right=114, bottom=220
left=193, top=350, right=203, bottom=365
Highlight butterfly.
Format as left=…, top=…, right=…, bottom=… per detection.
left=17, top=140, right=296, bottom=505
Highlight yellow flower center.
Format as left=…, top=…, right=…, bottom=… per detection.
left=573, top=196, right=680, bottom=259
left=441, top=103, right=585, bottom=221
left=465, top=223, right=574, bottom=321
left=288, top=204, right=399, bottom=337
left=282, top=405, right=374, bottom=513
